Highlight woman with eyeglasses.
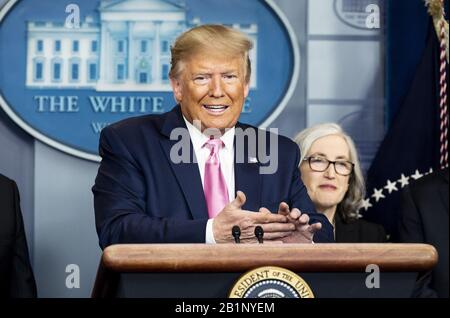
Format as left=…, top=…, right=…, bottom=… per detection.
left=294, top=123, right=386, bottom=242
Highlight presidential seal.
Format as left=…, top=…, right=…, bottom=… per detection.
left=229, top=266, right=314, bottom=298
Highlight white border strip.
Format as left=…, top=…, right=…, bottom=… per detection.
left=0, top=0, right=15, bottom=21
left=0, top=0, right=299, bottom=162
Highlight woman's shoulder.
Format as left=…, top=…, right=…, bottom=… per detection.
left=336, top=213, right=387, bottom=242
left=352, top=218, right=384, bottom=230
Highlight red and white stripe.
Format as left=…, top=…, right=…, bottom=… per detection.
left=439, top=0, right=448, bottom=169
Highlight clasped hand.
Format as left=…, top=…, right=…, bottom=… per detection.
left=213, top=191, right=321, bottom=243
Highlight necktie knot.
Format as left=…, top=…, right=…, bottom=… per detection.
left=204, top=138, right=224, bottom=156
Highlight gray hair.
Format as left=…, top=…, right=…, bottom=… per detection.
left=294, top=123, right=365, bottom=222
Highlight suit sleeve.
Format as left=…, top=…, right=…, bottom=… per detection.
left=289, top=145, right=335, bottom=243
left=399, top=185, right=438, bottom=298
left=93, top=126, right=207, bottom=249
left=10, top=181, right=37, bottom=298
left=398, top=186, right=425, bottom=243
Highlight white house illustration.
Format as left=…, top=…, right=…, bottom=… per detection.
left=25, top=0, right=258, bottom=92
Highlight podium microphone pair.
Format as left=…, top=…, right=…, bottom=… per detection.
left=232, top=225, right=264, bottom=243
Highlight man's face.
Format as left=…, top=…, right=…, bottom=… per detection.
left=171, top=53, right=249, bottom=133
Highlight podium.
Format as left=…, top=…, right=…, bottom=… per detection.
left=92, top=243, right=437, bottom=298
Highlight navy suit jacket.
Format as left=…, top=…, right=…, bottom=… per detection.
left=93, top=105, right=334, bottom=248
left=399, top=167, right=449, bottom=297
left=0, top=174, right=37, bottom=297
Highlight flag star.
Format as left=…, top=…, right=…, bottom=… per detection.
left=360, top=198, right=372, bottom=211
left=426, top=167, right=433, bottom=175
left=398, top=174, right=410, bottom=188
left=371, top=188, right=385, bottom=202
left=411, top=169, right=423, bottom=180
left=384, top=179, right=398, bottom=193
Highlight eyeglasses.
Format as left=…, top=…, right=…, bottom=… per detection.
left=303, top=156, right=354, bottom=176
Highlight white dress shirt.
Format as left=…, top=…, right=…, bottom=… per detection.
left=183, top=116, right=235, bottom=243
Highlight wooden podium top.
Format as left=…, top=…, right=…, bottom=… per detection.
left=100, top=243, right=438, bottom=272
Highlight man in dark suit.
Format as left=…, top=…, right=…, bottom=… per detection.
left=399, top=167, right=449, bottom=297
left=0, top=174, right=37, bottom=297
left=93, top=25, right=333, bottom=249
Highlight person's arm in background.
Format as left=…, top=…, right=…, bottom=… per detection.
left=399, top=186, right=425, bottom=243
left=399, top=185, right=437, bottom=298
left=9, top=179, right=37, bottom=298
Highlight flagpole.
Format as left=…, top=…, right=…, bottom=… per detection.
left=426, top=0, right=449, bottom=168
left=438, top=0, right=448, bottom=168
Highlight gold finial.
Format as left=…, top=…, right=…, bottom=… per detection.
left=425, top=0, right=444, bottom=18
left=425, top=0, right=448, bottom=62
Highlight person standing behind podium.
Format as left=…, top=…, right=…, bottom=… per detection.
left=0, top=174, right=37, bottom=297
left=294, top=123, right=386, bottom=242
left=399, top=167, right=449, bottom=297
left=92, top=25, right=333, bottom=248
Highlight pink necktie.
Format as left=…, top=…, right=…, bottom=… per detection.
left=203, top=138, right=229, bottom=218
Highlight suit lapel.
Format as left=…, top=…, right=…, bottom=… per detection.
left=159, top=106, right=208, bottom=220
left=234, top=123, right=261, bottom=212
left=235, top=161, right=261, bottom=212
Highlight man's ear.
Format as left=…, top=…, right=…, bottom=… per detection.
left=243, top=81, right=250, bottom=99
left=170, top=77, right=183, bottom=103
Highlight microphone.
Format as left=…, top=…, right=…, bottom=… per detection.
left=255, top=226, right=264, bottom=244
left=232, top=225, right=241, bottom=243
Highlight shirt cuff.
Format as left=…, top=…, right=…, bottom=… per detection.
left=205, top=219, right=217, bottom=244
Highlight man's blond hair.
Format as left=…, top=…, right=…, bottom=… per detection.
left=169, top=24, right=253, bottom=83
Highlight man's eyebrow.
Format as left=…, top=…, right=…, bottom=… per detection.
left=191, top=72, right=211, bottom=76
